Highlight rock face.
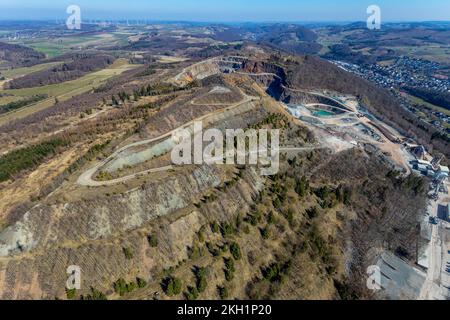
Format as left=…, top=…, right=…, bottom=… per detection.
left=173, top=56, right=248, bottom=86
left=0, top=162, right=265, bottom=299
left=0, top=165, right=221, bottom=257
left=0, top=218, right=36, bottom=257
left=241, top=60, right=286, bottom=80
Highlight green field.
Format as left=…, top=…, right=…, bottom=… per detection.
left=1, top=61, right=63, bottom=79
left=8, top=34, right=124, bottom=58
left=0, top=59, right=140, bottom=126
left=0, top=94, right=22, bottom=105
left=2, top=59, right=135, bottom=97
left=27, top=36, right=101, bottom=57
left=404, top=92, right=450, bottom=117
left=386, top=45, right=450, bottom=65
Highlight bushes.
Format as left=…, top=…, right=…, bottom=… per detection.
left=147, top=234, right=158, bottom=247
left=286, top=208, right=295, bottom=227
left=262, top=263, right=282, bottom=282
left=194, top=267, right=208, bottom=293
left=111, top=95, right=119, bottom=106
left=0, top=94, right=47, bottom=114
left=197, top=226, right=206, bottom=243
left=267, top=211, right=276, bottom=225
left=261, top=260, right=292, bottom=283
left=235, top=213, right=243, bottom=231
left=113, top=278, right=144, bottom=296
left=136, top=277, right=147, bottom=288
left=402, top=174, right=426, bottom=195
left=122, top=247, right=134, bottom=260
left=315, top=186, right=330, bottom=200
left=247, top=260, right=293, bottom=299
left=80, top=287, right=107, bottom=300
left=272, top=197, right=282, bottom=209
left=66, top=288, right=77, bottom=300
left=131, top=82, right=197, bottom=101
left=335, top=185, right=352, bottom=205
left=188, top=242, right=205, bottom=259
left=230, top=243, right=241, bottom=260
left=246, top=209, right=262, bottom=226
left=334, top=279, right=359, bottom=300
left=220, top=222, right=235, bottom=237
left=312, top=184, right=353, bottom=208
left=260, top=226, right=271, bottom=240
left=315, top=186, right=335, bottom=208
left=0, top=138, right=68, bottom=182
left=343, top=188, right=352, bottom=205
left=206, top=242, right=223, bottom=257
left=308, top=224, right=336, bottom=272
left=162, top=276, right=182, bottom=296
left=218, top=286, right=229, bottom=300
left=295, top=176, right=310, bottom=197
left=66, top=140, right=111, bottom=174
left=185, top=286, right=199, bottom=300
left=306, top=207, right=319, bottom=219
left=97, top=170, right=113, bottom=181
left=117, top=91, right=130, bottom=103
left=210, top=221, right=220, bottom=233
left=224, top=258, right=235, bottom=281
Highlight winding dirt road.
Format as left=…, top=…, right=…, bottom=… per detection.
left=77, top=95, right=259, bottom=187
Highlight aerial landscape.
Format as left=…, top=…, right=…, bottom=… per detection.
left=0, top=0, right=449, bottom=303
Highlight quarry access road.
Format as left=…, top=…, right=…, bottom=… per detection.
left=77, top=95, right=259, bottom=187
left=419, top=194, right=450, bottom=300
left=419, top=198, right=441, bottom=299
left=284, top=92, right=411, bottom=173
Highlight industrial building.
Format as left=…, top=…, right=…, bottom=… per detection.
left=412, top=160, right=448, bottom=179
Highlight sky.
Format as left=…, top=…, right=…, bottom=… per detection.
left=0, top=0, right=449, bottom=22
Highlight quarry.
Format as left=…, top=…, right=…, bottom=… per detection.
left=0, top=45, right=447, bottom=301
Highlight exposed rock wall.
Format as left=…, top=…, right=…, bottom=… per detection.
left=0, top=164, right=265, bottom=299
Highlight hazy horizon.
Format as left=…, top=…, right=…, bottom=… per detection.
left=0, top=19, right=450, bottom=24
left=0, top=0, right=449, bottom=22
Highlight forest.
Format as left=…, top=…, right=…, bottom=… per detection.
left=7, top=54, right=115, bottom=89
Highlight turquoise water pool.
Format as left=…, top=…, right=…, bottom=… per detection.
left=313, top=110, right=335, bottom=117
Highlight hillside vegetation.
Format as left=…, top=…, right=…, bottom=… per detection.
left=0, top=42, right=45, bottom=67
left=7, top=54, right=115, bottom=89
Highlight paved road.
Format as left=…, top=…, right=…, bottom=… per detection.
left=419, top=189, right=449, bottom=300
left=419, top=200, right=440, bottom=299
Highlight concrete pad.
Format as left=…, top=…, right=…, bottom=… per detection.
left=377, top=252, right=426, bottom=300
left=418, top=242, right=431, bottom=269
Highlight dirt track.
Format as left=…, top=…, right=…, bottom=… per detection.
left=77, top=95, right=258, bottom=187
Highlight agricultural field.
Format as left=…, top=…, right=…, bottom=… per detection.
left=0, top=94, right=22, bottom=105
left=0, top=59, right=139, bottom=126
left=6, top=33, right=125, bottom=58
left=403, top=91, right=450, bottom=117
left=387, top=45, right=450, bottom=65
left=0, top=61, right=62, bottom=79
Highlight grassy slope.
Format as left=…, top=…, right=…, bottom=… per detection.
left=1, top=61, right=63, bottom=79
left=0, top=59, right=139, bottom=126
